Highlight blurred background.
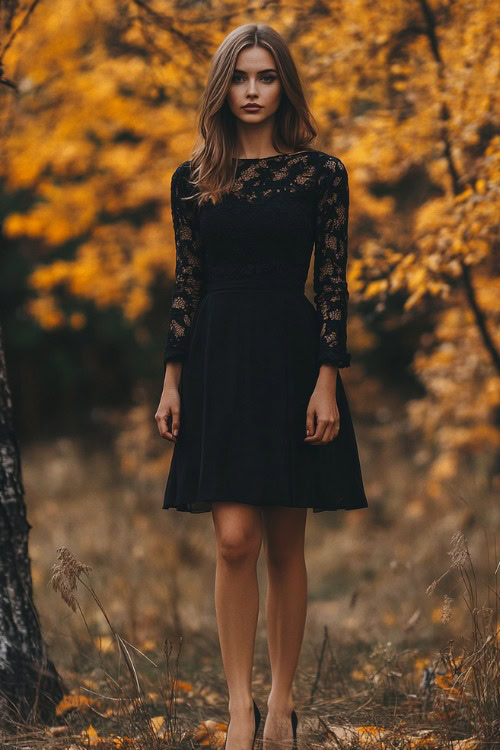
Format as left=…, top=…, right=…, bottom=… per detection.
left=0, top=0, right=498, bottom=743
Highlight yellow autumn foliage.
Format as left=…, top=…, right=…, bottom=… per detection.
left=0, top=0, right=498, bottom=493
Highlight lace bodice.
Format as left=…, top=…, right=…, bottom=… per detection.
left=164, top=149, right=352, bottom=369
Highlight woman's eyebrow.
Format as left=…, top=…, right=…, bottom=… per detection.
left=233, top=68, right=278, bottom=74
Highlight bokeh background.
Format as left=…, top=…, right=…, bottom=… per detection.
left=0, top=0, right=498, bottom=746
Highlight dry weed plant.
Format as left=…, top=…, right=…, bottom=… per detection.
left=49, top=546, right=186, bottom=748
left=426, top=531, right=499, bottom=743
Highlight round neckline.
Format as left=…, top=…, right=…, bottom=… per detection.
left=233, top=150, right=312, bottom=161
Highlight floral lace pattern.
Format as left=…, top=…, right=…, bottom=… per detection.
left=164, top=150, right=352, bottom=368
left=164, top=163, right=205, bottom=364
left=313, top=157, right=351, bottom=368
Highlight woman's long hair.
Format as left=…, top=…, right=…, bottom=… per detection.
left=187, top=23, right=319, bottom=205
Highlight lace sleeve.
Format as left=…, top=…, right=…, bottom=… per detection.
left=163, top=162, right=205, bottom=368
left=313, top=157, right=352, bottom=368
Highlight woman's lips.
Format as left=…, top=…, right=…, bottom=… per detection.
left=243, top=105, right=262, bottom=110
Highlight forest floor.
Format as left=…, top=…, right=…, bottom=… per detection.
left=2, top=413, right=498, bottom=748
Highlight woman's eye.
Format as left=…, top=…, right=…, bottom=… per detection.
left=231, top=75, right=276, bottom=83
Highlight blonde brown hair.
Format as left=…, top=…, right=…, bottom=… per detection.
left=187, top=23, right=319, bottom=205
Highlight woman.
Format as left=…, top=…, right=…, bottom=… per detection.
left=155, top=22, right=368, bottom=750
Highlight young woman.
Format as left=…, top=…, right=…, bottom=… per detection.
left=155, top=23, right=369, bottom=750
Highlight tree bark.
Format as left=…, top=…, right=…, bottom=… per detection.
left=0, top=324, right=66, bottom=727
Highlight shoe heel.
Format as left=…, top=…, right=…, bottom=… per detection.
left=252, top=698, right=261, bottom=748
left=291, top=709, right=298, bottom=748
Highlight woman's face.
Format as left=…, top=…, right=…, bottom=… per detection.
left=226, top=45, right=282, bottom=125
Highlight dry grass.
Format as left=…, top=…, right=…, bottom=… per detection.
left=0, top=414, right=498, bottom=748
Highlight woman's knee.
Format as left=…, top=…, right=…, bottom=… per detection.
left=265, top=541, right=305, bottom=569
left=263, top=508, right=307, bottom=568
left=217, top=531, right=261, bottom=564
left=212, top=503, right=262, bottom=564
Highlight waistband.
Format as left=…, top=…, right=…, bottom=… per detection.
left=205, top=262, right=307, bottom=294
left=206, top=277, right=305, bottom=294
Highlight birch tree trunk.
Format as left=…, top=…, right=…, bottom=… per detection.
left=0, top=324, right=66, bottom=726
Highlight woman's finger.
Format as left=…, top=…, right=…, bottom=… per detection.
left=305, top=415, right=325, bottom=444
left=157, top=408, right=176, bottom=442
left=170, top=406, right=180, bottom=439
left=324, top=417, right=338, bottom=443
left=305, top=413, right=340, bottom=444
left=305, top=409, right=315, bottom=439
left=316, top=417, right=330, bottom=443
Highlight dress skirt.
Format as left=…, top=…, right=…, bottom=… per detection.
left=163, top=278, right=369, bottom=514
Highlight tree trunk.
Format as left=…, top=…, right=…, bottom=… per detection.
left=0, top=324, right=66, bottom=727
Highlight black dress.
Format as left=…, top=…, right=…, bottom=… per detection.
left=162, top=149, right=368, bottom=514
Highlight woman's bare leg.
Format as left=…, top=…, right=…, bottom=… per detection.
left=212, top=502, right=263, bottom=750
left=261, top=506, right=308, bottom=748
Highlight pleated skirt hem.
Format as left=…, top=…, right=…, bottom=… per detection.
left=162, top=497, right=369, bottom=514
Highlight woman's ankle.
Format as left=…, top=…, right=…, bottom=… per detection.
left=228, top=696, right=255, bottom=715
left=266, top=691, right=294, bottom=715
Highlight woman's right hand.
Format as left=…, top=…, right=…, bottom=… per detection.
left=155, top=385, right=181, bottom=441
